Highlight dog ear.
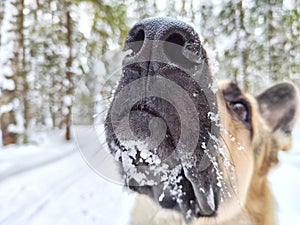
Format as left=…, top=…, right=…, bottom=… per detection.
left=256, top=82, right=300, bottom=150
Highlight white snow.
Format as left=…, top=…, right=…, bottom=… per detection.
left=0, top=128, right=136, bottom=225
left=2, top=78, right=15, bottom=91
left=0, top=122, right=299, bottom=225
left=0, top=103, right=14, bottom=114
left=63, top=95, right=73, bottom=107
left=269, top=121, right=300, bottom=225
left=283, top=0, right=295, bottom=10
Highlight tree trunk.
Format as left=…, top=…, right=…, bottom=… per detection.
left=64, top=3, right=73, bottom=141
left=0, top=93, right=17, bottom=146
left=0, top=0, right=4, bottom=50
left=267, top=8, right=277, bottom=81
left=181, top=0, right=187, bottom=17
left=235, top=0, right=249, bottom=91
left=0, top=0, right=24, bottom=145
left=190, top=0, right=195, bottom=23
left=19, top=0, right=30, bottom=143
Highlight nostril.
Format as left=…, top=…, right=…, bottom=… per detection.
left=127, top=29, right=145, bottom=55
left=164, top=33, right=197, bottom=68
left=166, top=33, right=185, bottom=47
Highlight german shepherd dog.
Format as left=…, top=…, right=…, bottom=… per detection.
left=105, top=17, right=300, bottom=225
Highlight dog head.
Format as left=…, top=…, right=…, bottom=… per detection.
left=105, top=17, right=299, bottom=222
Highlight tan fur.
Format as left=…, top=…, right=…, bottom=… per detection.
left=130, top=81, right=300, bottom=225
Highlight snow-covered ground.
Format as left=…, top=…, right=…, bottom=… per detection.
left=269, top=120, right=300, bottom=225
left=0, top=123, right=299, bottom=225
left=0, top=128, right=136, bottom=225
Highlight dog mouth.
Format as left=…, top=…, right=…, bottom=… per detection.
left=109, top=100, right=219, bottom=218
left=128, top=163, right=219, bottom=218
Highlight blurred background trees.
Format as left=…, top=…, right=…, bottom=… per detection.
left=0, top=0, right=299, bottom=145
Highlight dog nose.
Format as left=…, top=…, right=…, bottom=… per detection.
left=123, top=17, right=203, bottom=70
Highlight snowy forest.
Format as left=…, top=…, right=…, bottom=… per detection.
left=0, top=0, right=299, bottom=146
left=1, top=1, right=300, bottom=225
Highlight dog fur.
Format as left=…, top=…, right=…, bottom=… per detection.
left=129, top=81, right=300, bottom=225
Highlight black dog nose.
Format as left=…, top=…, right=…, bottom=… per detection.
left=123, top=17, right=205, bottom=70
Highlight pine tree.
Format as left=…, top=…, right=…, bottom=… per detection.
left=0, top=0, right=25, bottom=145
left=0, top=0, right=4, bottom=50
